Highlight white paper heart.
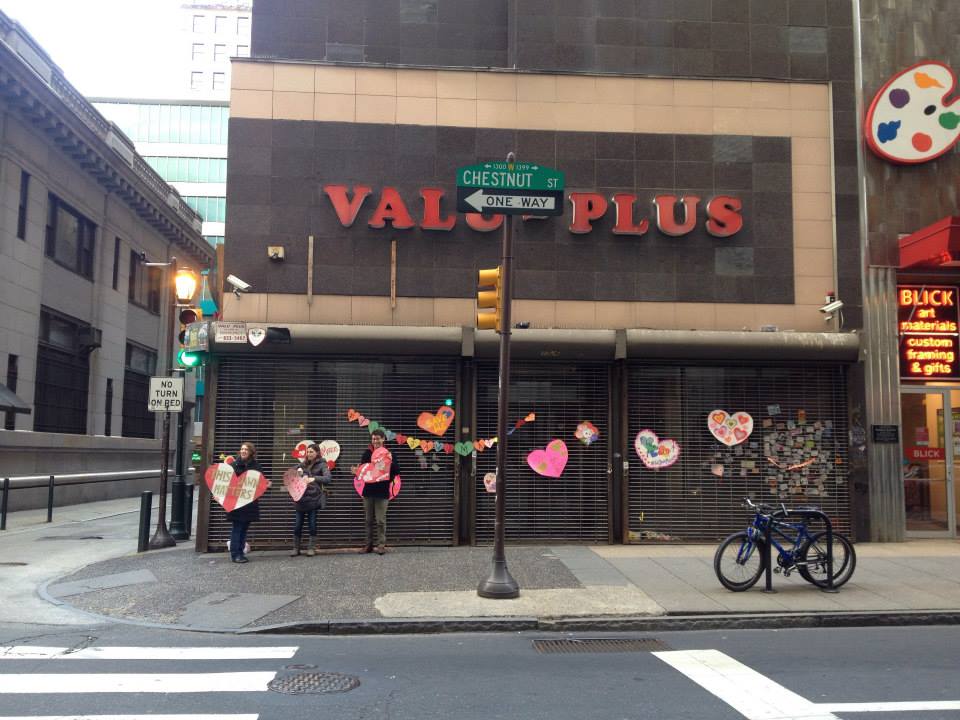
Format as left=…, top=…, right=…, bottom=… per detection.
left=318, top=439, right=340, bottom=463
left=248, top=327, right=266, bottom=346
left=707, top=409, right=754, bottom=446
left=634, top=429, right=680, bottom=469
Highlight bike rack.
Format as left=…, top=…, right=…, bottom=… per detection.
left=762, top=507, right=837, bottom=593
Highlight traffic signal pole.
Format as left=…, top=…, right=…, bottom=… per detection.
left=478, top=153, right=520, bottom=599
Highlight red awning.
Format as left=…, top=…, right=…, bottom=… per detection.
left=899, top=216, right=960, bottom=269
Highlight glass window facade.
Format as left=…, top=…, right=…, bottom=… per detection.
left=184, top=196, right=226, bottom=223
left=96, top=103, right=229, bottom=145
left=145, top=156, right=227, bottom=183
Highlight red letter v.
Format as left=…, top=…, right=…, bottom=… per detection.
left=323, top=184, right=372, bottom=227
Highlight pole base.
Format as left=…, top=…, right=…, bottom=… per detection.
left=148, top=525, right=177, bottom=550
left=477, top=559, right=520, bottom=599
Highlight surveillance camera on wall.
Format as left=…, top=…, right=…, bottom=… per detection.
left=819, top=299, right=844, bottom=314
left=226, top=274, right=251, bottom=292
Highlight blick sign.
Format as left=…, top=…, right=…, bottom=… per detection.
left=898, top=284, right=960, bottom=380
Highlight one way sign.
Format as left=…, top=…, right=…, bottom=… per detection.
left=459, top=188, right=559, bottom=213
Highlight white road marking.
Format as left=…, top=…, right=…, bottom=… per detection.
left=819, top=701, right=960, bottom=712
left=0, top=716, right=258, bottom=720
left=653, top=649, right=841, bottom=720
left=0, top=673, right=277, bottom=693
left=0, top=646, right=298, bottom=660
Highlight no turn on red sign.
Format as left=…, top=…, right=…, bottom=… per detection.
left=148, top=376, right=184, bottom=413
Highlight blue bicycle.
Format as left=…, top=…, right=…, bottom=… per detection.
left=714, top=498, right=856, bottom=591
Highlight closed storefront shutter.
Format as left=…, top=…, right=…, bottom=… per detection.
left=627, top=364, right=850, bottom=542
left=209, top=356, right=459, bottom=549
left=475, top=362, right=611, bottom=543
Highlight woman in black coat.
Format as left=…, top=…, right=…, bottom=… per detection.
left=227, top=441, right=261, bottom=564
left=290, top=443, right=332, bottom=557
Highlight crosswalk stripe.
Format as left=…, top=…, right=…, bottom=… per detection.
left=0, top=716, right=259, bottom=719
left=0, top=647, right=298, bottom=660
left=653, top=649, right=841, bottom=720
left=818, top=701, right=960, bottom=712
left=0, top=673, right=277, bottom=694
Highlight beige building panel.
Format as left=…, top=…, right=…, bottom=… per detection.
left=517, top=74, right=557, bottom=102
left=795, top=276, right=835, bottom=306
left=556, top=75, right=597, bottom=103
left=714, top=107, right=753, bottom=134
left=393, top=297, right=435, bottom=325
left=477, top=99, right=518, bottom=128
left=396, top=96, right=438, bottom=125
left=596, top=76, right=633, bottom=104
left=223, top=292, right=268, bottom=322
left=265, top=293, right=311, bottom=322
left=790, top=83, right=829, bottom=110
left=556, top=301, right=598, bottom=328
left=595, top=104, right=634, bottom=133
left=434, top=298, right=474, bottom=326
left=232, top=61, right=274, bottom=91
left=476, top=73, right=517, bottom=101
left=634, top=105, right=677, bottom=133
left=792, top=137, right=832, bottom=166
left=230, top=89, right=273, bottom=119
left=274, top=64, right=314, bottom=92
left=792, top=164, right=832, bottom=193
left=351, top=296, right=394, bottom=325
left=273, top=91, right=314, bottom=121
left=794, top=219, right=835, bottom=249
left=437, top=98, right=477, bottom=127
left=635, top=302, right=676, bottom=329
left=714, top=304, right=760, bottom=331
left=356, top=68, right=397, bottom=96
left=514, top=299, right=557, bottom=328
left=676, top=303, right=717, bottom=330
left=790, top=109, right=831, bottom=137
left=712, top=80, right=753, bottom=108
left=794, top=192, right=833, bottom=221
left=751, top=82, right=792, bottom=109
left=437, top=70, right=476, bottom=99
left=755, top=304, right=799, bottom=330
left=596, top=301, right=634, bottom=328
left=636, top=78, right=674, bottom=105
left=356, top=95, right=397, bottom=124
left=397, top=69, right=438, bottom=98
left=794, top=306, right=830, bottom=331
left=517, top=101, right=557, bottom=130
left=750, top=108, right=791, bottom=136
left=672, top=107, right=715, bottom=134
left=315, top=66, right=356, bottom=94
left=674, top=79, right=713, bottom=106
left=314, top=93, right=356, bottom=122
left=308, top=295, right=351, bottom=324
left=555, top=102, right=600, bottom=131
left=795, top=247, right=835, bottom=278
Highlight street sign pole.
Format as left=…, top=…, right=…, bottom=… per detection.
left=478, top=152, right=521, bottom=600
left=149, top=260, right=178, bottom=551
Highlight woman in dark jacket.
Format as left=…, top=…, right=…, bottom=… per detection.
left=227, top=441, right=261, bottom=564
left=352, top=428, right=402, bottom=555
left=290, top=443, right=332, bottom=557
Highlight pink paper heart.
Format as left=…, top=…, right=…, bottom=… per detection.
left=353, top=447, right=391, bottom=495
left=282, top=466, right=308, bottom=502
left=707, top=409, right=753, bottom=446
left=526, top=439, right=568, bottom=478
left=634, top=429, right=680, bottom=469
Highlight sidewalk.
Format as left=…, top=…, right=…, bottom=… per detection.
left=3, top=497, right=960, bottom=633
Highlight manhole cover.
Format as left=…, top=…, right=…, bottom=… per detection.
left=532, top=638, right=671, bottom=654
left=0, top=562, right=27, bottom=567
left=268, top=672, right=360, bottom=694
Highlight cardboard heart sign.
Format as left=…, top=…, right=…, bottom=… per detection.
left=527, top=439, right=568, bottom=478
left=318, top=439, right=340, bottom=464
left=707, top=409, right=754, bottom=446
left=205, top=463, right=271, bottom=512
left=291, top=439, right=314, bottom=461
left=282, top=466, right=307, bottom=502
left=483, top=472, right=497, bottom=493
left=248, top=327, right=265, bottom=347
left=634, top=429, right=680, bottom=469
left=417, top=406, right=455, bottom=437
left=353, top=447, right=402, bottom=499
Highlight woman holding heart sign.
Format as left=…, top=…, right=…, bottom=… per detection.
left=227, top=442, right=261, bottom=564
left=289, top=443, right=332, bottom=557
left=351, top=428, right=402, bottom=555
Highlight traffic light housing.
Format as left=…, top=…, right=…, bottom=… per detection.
left=476, top=266, right=502, bottom=332
left=177, top=307, right=205, bottom=368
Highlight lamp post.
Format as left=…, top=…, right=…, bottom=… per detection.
left=144, top=257, right=198, bottom=550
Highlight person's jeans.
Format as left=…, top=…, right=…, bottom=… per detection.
left=293, top=509, right=317, bottom=537
left=363, top=497, right=389, bottom=546
left=230, top=520, right=250, bottom=559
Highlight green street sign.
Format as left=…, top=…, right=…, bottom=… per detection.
left=457, top=161, right=564, bottom=192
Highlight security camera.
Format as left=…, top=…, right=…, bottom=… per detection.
left=226, top=275, right=251, bottom=293
left=820, top=299, right=844, bottom=314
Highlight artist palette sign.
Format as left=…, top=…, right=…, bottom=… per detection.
left=898, top=285, right=960, bottom=380
left=322, top=184, right=744, bottom=238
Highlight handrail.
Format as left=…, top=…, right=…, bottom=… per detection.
left=1, top=468, right=195, bottom=530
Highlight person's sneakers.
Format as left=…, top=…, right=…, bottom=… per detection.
left=232, top=556, right=249, bottom=564
left=360, top=544, right=373, bottom=554
left=374, top=545, right=386, bottom=555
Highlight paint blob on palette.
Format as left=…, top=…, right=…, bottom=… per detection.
left=865, top=61, right=960, bottom=164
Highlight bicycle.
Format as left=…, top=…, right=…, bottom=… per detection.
left=714, top=497, right=856, bottom=591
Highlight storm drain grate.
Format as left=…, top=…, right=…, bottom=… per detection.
left=533, top=638, right=671, bottom=654
left=268, top=671, right=360, bottom=694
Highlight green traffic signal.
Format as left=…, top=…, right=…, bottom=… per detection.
left=177, top=348, right=204, bottom=368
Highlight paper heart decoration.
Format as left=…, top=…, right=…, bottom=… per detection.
left=417, top=406, right=456, bottom=437
left=483, top=472, right=497, bottom=493
left=444, top=443, right=454, bottom=454
left=634, top=429, right=680, bottom=469
left=407, top=436, right=421, bottom=450
left=575, top=420, right=600, bottom=445
left=282, top=466, right=308, bottom=502
left=347, top=408, right=359, bottom=421
left=368, top=421, right=380, bottom=432
left=248, top=327, right=265, bottom=347
left=421, top=440, right=435, bottom=453
left=395, top=433, right=407, bottom=445
left=707, top=409, right=754, bottom=446
left=318, top=439, right=340, bottom=463
left=865, top=61, right=960, bottom=164
left=483, top=438, right=496, bottom=448
left=385, top=430, right=397, bottom=441
left=291, top=439, right=314, bottom=461
left=358, top=416, right=369, bottom=427
left=527, top=439, right=568, bottom=478
left=205, top=463, right=271, bottom=512
left=455, top=441, right=474, bottom=456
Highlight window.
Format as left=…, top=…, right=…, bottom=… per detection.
left=128, top=250, right=161, bottom=314
left=4, top=354, right=18, bottom=430
left=184, top=196, right=226, bottom=223
left=212, top=72, right=226, bottom=91
left=104, top=378, right=113, bottom=436
left=191, top=72, right=204, bottom=90
left=236, top=44, right=249, bottom=58
left=122, top=343, right=157, bottom=438
left=237, top=16, right=250, bottom=37
left=214, top=44, right=227, bottom=62
left=34, top=309, right=90, bottom=434
left=192, top=43, right=205, bottom=61
left=214, top=15, right=228, bottom=33
left=192, top=14, right=204, bottom=32
left=112, top=237, right=121, bottom=290
left=16, top=170, right=29, bottom=240
left=45, top=195, right=96, bottom=279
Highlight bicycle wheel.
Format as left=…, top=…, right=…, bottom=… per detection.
left=714, top=531, right=766, bottom=591
left=798, top=531, right=856, bottom=588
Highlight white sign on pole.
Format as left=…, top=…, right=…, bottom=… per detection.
left=214, top=321, right=247, bottom=343
left=148, top=376, right=184, bottom=413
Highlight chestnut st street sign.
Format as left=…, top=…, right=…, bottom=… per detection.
left=456, top=161, right=564, bottom=216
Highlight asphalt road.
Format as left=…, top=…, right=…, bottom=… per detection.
left=0, top=621, right=957, bottom=719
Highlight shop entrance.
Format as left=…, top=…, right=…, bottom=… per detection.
left=900, top=388, right=959, bottom=536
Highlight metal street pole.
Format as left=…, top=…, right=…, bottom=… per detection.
left=149, top=257, right=178, bottom=550
left=478, top=152, right=520, bottom=599
left=170, top=369, right=188, bottom=540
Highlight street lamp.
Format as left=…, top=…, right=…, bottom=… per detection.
left=144, top=257, right=198, bottom=549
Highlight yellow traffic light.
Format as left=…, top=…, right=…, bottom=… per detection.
left=477, top=266, right=502, bottom=332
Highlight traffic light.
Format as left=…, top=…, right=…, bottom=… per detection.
left=476, top=266, right=502, bottom=332
left=177, top=307, right=205, bottom=368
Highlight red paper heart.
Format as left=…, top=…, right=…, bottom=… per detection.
left=395, top=433, right=407, bottom=445
left=347, top=408, right=359, bottom=421
left=443, top=443, right=454, bottom=454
